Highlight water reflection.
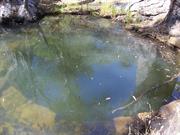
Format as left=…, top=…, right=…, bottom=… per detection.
left=0, top=15, right=179, bottom=134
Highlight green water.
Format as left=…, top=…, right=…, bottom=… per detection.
left=0, top=15, right=179, bottom=135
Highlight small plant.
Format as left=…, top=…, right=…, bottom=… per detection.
left=124, top=10, right=133, bottom=24
left=119, top=8, right=127, bottom=15
left=100, top=3, right=118, bottom=18
left=54, top=4, right=67, bottom=13
left=111, top=6, right=118, bottom=18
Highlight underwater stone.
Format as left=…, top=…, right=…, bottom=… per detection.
left=113, top=116, right=134, bottom=134
left=0, top=87, right=55, bottom=130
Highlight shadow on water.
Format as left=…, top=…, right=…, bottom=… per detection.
left=0, top=15, right=179, bottom=134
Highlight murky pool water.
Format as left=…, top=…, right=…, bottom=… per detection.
left=0, top=15, right=179, bottom=135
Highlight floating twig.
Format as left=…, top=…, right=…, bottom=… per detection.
left=112, top=72, right=180, bottom=113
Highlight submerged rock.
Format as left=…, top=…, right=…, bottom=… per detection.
left=113, top=114, right=155, bottom=135
left=113, top=116, right=134, bottom=134
left=0, top=87, right=55, bottom=131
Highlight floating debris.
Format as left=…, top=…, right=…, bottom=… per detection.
left=164, top=69, right=170, bottom=72
left=132, top=96, right=137, bottom=101
left=105, top=97, right=111, bottom=101
left=2, top=98, right=5, bottom=103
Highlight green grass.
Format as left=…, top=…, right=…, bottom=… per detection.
left=124, top=10, right=133, bottom=24
left=100, top=3, right=119, bottom=18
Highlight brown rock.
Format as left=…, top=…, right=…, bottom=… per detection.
left=137, top=112, right=153, bottom=123
left=113, top=116, right=145, bottom=135
left=113, top=116, right=134, bottom=135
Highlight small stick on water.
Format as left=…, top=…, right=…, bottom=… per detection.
left=112, top=99, right=136, bottom=113
left=132, top=95, right=137, bottom=101
left=112, top=72, right=180, bottom=114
